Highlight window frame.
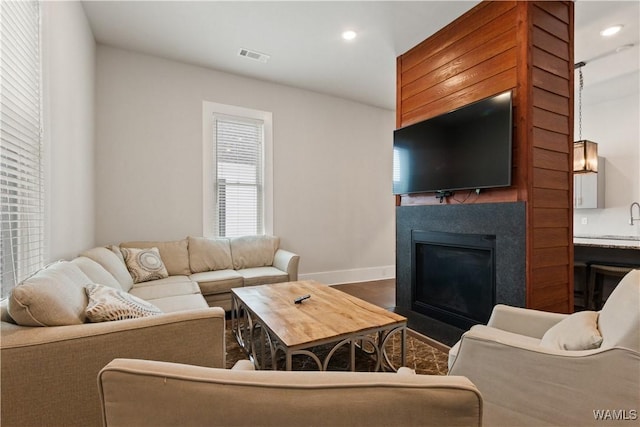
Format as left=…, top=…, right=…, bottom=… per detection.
left=202, top=101, right=273, bottom=238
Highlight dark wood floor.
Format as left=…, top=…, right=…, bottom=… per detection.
left=333, top=279, right=396, bottom=311
left=333, top=279, right=450, bottom=351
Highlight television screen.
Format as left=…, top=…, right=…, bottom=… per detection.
left=393, top=91, right=513, bottom=195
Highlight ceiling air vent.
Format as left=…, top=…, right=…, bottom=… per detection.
left=238, top=48, right=270, bottom=63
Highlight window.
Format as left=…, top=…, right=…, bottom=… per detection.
left=214, top=115, right=263, bottom=236
left=0, top=1, right=44, bottom=297
left=203, top=102, right=272, bottom=238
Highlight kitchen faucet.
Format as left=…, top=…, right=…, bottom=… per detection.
left=631, top=202, right=640, bottom=225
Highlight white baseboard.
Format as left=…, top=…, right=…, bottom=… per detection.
left=298, top=265, right=395, bottom=286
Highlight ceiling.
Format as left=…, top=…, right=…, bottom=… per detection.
left=82, top=1, right=640, bottom=111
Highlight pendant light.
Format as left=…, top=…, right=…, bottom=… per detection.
left=573, top=63, right=598, bottom=173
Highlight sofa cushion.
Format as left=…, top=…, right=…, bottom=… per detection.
left=8, top=261, right=90, bottom=326
left=230, top=235, right=279, bottom=270
left=120, top=239, right=190, bottom=276
left=85, top=283, right=162, bottom=322
left=540, top=311, right=603, bottom=351
left=237, top=267, right=289, bottom=287
left=129, top=275, right=193, bottom=288
left=108, top=244, right=126, bottom=264
left=121, top=247, right=169, bottom=284
left=129, top=281, right=201, bottom=301
left=190, top=270, right=243, bottom=295
left=70, top=257, right=122, bottom=290
left=188, top=236, right=233, bottom=273
left=203, top=292, right=233, bottom=311
left=145, top=294, right=209, bottom=313
left=81, top=247, right=134, bottom=292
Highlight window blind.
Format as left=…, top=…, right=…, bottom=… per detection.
left=213, top=114, right=264, bottom=237
left=0, top=1, right=44, bottom=297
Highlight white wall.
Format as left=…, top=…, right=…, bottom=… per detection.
left=43, top=2, right=96, bottom=260
left=573, top=70, right=640, bottom=238
left=95, top=46, right=396, bottom=282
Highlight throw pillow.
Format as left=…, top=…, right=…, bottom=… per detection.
left=120, top=239, right=191, bottom=276
left=540, top=311, right=603, bottom=351
left=120, top=247, right=169, bottom=283
left=85, top=283, right=162, bottom=322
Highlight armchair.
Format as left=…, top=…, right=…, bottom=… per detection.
left=98, top=358, right=483, bottom=427
left=448, top=269, right=640, bottom=426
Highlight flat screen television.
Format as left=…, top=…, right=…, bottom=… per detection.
left=393, top=91, right=513, bottom=195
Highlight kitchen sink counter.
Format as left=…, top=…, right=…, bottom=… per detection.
left=574, top=236, right=640, bottom=269
left=574, top=235, right=640, bottom=249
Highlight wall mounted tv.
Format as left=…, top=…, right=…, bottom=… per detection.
left=393, top=91, right=513, bottom=196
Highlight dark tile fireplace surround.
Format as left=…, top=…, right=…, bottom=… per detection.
left=396, top=202, right=526, bottom=346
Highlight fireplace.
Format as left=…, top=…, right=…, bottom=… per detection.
left=412, top=230, right=496, bottom=331
left=396, top=202, right=526, bottom=345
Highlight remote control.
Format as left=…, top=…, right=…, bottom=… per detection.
left=294, top=294, right=311, bottom=304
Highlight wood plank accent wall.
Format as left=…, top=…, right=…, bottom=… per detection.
left=396, top=1, right=574, bottom=312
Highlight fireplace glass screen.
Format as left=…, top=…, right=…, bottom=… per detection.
left=412, top=230, right=496, bottom=330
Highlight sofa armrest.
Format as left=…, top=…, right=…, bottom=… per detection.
left=449, top=328, right=640, bottom=426
left=487, top=304, right=568, bottom=338
left=1, top=307, right=225, bottom=427
left=273, top=249, right=300, bottom=281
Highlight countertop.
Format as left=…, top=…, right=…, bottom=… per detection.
left=574, top=235, right=640, bottom=249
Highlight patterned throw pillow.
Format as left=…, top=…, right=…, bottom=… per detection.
left=120, top=247, right=169, bottom=283
left=85, top=283, right=162, bottom=322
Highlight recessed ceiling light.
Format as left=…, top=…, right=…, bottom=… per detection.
left=342, top=30, right=357, bottom=41
left=600, top=25, right=623, bottom=37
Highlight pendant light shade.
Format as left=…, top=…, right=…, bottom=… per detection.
left=573, top=140, right=598, bottom=173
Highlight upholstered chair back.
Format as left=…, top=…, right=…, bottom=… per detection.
left=598, top=269, right=640, bottom=351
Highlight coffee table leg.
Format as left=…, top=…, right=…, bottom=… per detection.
left=232, top=295, right=263, bottom=368
left=350, top=340, right=356, bottom=372
left=231, top=295, right=246, bottom=352
left=401, top=327, right=407, bottom=367
left=379, top=325, right=407, bottom=372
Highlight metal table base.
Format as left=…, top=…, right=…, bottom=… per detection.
left=231, top=293, right=406, bottom=372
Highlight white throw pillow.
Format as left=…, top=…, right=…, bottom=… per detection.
left=85, top=283, right=162, bottom=322
left=540, top=311, right=603, bottom=350
left=120, top=247, right=169, bottom=283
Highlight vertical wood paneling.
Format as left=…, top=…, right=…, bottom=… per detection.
left=396, top=1, right=574, bottom=313
left=529, top=1, right=573, bottom=312
left=533, top=147, right=568, bottom=171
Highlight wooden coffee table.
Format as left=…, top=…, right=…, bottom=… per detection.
left=230, top=280, right=407, bottom=371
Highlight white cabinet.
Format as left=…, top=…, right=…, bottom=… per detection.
left=574, top=157, right=605, bottom=209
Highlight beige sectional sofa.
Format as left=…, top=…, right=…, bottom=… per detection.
left=95, top=235, right=299, bottom=311
left=0, top=235, right=298, bottom=427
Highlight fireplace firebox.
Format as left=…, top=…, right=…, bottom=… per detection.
left=396, top=203, right=525, bottom=345
left=411, top=230, right=496, bottom=331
